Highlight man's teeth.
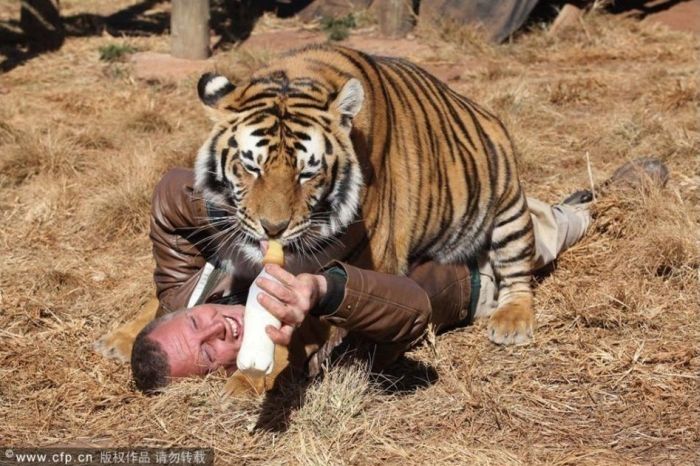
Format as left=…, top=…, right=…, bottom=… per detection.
left=224, top=316, right=239, bottom=337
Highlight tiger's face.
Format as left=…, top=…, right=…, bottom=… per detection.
left=194, top=72, right=365, bottom=262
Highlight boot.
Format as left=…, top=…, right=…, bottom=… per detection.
left=563, top=157, right=669, bottom=205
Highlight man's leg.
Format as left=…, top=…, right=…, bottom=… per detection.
left=474, top=157, right=669, bottom=320
left=528, top=197, right=591, bottom=270
left=474, top=199, right=590, bottom=319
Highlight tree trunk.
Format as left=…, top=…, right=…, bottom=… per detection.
left=171, top=0, right=210, bottom=60
left=377, top=0, right=415, bottom=38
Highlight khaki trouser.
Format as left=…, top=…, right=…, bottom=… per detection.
left=474, top=198, right=591, bottom=318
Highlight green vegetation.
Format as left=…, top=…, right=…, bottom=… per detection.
left=98, top=43, right=137, bottom=62
left=320, top=13, right=357, bottom=41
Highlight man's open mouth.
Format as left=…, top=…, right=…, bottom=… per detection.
left=223, top=315, right=241, bottom=340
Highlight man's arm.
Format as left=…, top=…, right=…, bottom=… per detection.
left=314, top=261, right=432, bottom=346
left=258, top=260, right=473, bottom=371
left=150, top=168, right=215, bottom=315
left=317, top=261, right=473, bottom=369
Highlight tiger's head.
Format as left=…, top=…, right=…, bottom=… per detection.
left=194, top=71, right=365, bottom=262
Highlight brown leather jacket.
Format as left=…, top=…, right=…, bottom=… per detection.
left=150, top=168, right=474, bottom=379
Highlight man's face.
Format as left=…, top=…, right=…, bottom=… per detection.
left=149, top=304, right=245, bottom=378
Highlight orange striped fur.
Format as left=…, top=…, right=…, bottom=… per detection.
left=195, top=45, right=535, bottom=345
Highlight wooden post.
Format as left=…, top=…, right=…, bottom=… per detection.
left=377, top=0, right=415, bottom=38
left=171, top=0, right=210, bottom=60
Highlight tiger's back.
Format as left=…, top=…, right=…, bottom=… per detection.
left=276, top=48, right=532, bottom=276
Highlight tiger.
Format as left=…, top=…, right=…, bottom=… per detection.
left=195, top=44, right=535, bottom=345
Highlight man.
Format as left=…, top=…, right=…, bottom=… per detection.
left=130, top=159, right=668, bottom=394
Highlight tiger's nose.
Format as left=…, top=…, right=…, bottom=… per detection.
left=260, top=218, right=290, bottom=238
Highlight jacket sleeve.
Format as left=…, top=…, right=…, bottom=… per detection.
left=315, top=260, right=472, bottom=369
left=150, top=168, right=214, bottom=315
left=319, top=261, right=432, bottom=345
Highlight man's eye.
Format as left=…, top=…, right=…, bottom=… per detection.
left=190, top=315, right=198, bottom=330
left=298, top=171, right=315, bottom=183
left=203, top=346, right=213, bottom=365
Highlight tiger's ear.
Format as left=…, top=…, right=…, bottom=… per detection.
left=334, top=78, right=364, bottom=127
left=197, top=73, right=236, bottom=121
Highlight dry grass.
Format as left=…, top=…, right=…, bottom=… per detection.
left=1, top=4, right=699, bottom=465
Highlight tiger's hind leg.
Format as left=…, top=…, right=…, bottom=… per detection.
left=94, top=298, right=160, bottom=362
left=487, top=190, right=536, bottom=345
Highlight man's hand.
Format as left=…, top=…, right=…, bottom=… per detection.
left=255, top=264, right=328, bottom=346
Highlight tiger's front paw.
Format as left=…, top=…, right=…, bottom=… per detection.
left=222, top=372, right=267, bottom=397
left=487, top=302, right=534, bottom=346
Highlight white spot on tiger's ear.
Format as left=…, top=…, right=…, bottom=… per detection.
left=335, top=78, right=364, bottom=118
left=206, top=76, right=231, bottom=96
left=198, top=73, right=235, bottom=107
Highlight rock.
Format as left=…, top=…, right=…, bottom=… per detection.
left=130, top=51, right=212, bottom=81
left=643, top=0, right=700, bottom=35
left=419, top=0, right=540, bottom=43
left=237, top=30, right=325, bottom=54
left=548, top=3, right=584, bottom=37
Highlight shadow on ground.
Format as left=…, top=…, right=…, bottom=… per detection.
left=253, top=356, right=438, bottom=433
left=0, top=0, right=313, bottom=73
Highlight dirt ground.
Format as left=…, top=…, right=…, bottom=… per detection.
left=1, top=1, right=699, bottom=465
